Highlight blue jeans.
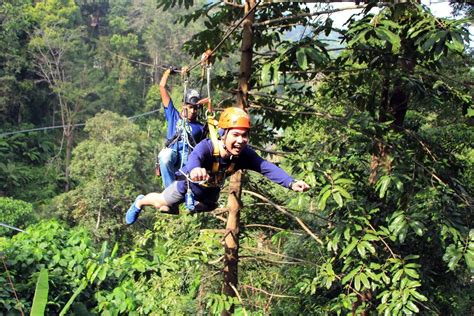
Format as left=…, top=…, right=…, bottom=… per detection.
left=158, top=147, right=178, bottom=188
left=158, top=145, right=190, bottom=188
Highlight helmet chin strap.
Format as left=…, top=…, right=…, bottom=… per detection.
left=220, top=129, right=235, bottom=159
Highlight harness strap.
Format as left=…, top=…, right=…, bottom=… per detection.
left=207, top=115, right=220, bottom=174
left=201, top=123, right=236, bottom=188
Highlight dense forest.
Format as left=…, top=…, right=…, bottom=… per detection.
left=1, top=0, right=472, bottom=315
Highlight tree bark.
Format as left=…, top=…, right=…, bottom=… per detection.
left=64, top=127, right=74, bottom=192
left=222, top=0, right=256, bottom=315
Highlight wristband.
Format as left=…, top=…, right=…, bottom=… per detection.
left=289, top=180, right=296, bottom=189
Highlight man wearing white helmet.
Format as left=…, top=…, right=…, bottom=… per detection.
left=157, top=68, right=205, bottom=188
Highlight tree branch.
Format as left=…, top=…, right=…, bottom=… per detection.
left=229, top=284, right=249, bottom=316
left=243, top=223, right=285, bottom=231
left=242, top=246, right=316, bottom=265
left=240, top=255, right=303, bottom=265
left=242, top=190, right=324, bottom=245
left=250, top=144, right=293, bottom=156
left=223, top=0, right=244, bottom=9
left=254, top=5, right=366, bottom=27
left=249, top=91, right=343, bottom=122
left=242, top=284, right=298, bottom=299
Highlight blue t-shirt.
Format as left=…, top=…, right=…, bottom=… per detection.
left=163, top=99, right=204, bottom=151
left=176, top=139, right=294, bottom=204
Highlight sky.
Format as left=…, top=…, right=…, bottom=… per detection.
left=326, top=1, right=473, bottom=45
left=328, top=1, right=464, bottom=28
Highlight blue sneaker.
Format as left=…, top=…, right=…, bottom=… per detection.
left=126, top=195, right=145, bottom=225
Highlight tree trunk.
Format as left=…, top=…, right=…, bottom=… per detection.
left=222, top=171, right=242, bottom=315
left=64, top=127, right=74, bottom=192
left=222, top=0, right=256, bottom=315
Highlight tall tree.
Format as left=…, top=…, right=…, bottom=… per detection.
left=156, top=0, right=473, bottom=314
left=28, top=0, right=92, bottom=191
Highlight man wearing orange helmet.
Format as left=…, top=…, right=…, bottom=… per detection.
left=126, top=107, right=309, bottom=224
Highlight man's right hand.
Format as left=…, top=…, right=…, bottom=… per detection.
left=160, top=69, right=171, bottom=87
left=190, top=168, right=209, bottom=182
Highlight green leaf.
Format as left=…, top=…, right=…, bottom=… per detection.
left=332, top=191, right=343, bottom=207
left=340, top=238, right=358, bottom=258
left=404, top=268, right=419, bottom=279
left=389, top=214, right=405, bottom=233
left=31, top=269, right=49, bottom=316
left=375, top=28, right=401, bottom=53
left=318, top=189, right=332, bottom=211
left=59, top=280, right=87, bottom=316
left=336, top=186, right=352, bottom=200
left=354, top=274, right=361, bottom=291
left=406, top=300, right=419, bottom=313
left=465, top=249, right=474, bottom=272
left=296, top=48, right=308, bottom=70
left=342, top=267, right=360, bottom=284
left=272, top=62, right=280, bottom=86
left=410, top=290, right=427, bottom=302
left=421, top=35, right=436, bottom=51
left=360, top=273, right=371, bottom=289
left=357, top=241, right=367, bottom=258
left=409, top=221, right=424, bottom=236
left=305, top=47, right=323, bottom=64
left=261, top=62, right=271, bottom=84
left=334, top=178, right=353, bottom=185
left=377, top=176, right=391, bottom=198
left=392, top=269, right=403, bottom=283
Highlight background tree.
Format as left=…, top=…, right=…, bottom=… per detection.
left=0, top=0, right=472, bottom=315
left=157, top=0, right=473, bottom=314
left=51, top=111, right=156, bottom=241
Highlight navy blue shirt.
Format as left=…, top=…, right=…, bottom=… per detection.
left=163, top=99, right=204, bottom=151
left=176, top=139, right=294, bottom=204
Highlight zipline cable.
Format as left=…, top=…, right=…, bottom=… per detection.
left=0, top=222, right=26, bottom=233
left=101, top=0, right=260, bottom=75
left=0, top=108, right=162, bottom=137
left=2, top=1, right=263, bottom=136
left=186, top=0, right=261, bottom=73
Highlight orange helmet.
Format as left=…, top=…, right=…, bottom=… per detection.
left=218, top=107, right=251, bottom=129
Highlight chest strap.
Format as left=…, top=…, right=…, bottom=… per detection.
left=204, top=115, right=235, bottom=187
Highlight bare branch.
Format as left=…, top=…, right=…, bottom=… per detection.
left=240, top=255, right=303, bottom=265
left=249, top=91, right=343, bottom=122
left=243, top=223, right=285, bottom=231
left=223, top=0, right=244, bottom=9
left=242, top=284, right=298, bottom=299
left=242, top=190, right=324, bottom=245
left=229, top=284, right=249, bottom=316
left=242, top=246, right=316, bottom=265
left=208, top=255, right=225, bottom=265
left=250, top=144, right=293, bottom=156
left=254, top=5, right=366, bottom=27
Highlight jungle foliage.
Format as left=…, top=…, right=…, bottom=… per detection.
left=0, top=0, right=472, bottom=315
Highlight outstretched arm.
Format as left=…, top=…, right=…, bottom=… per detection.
left=159, top=69, right=172, bottom=108
left=244, top=147, right=310, bottom=192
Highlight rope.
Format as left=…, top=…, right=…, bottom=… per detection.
left=0, top=108, right=162, bottom=137
left=186, top=0, right=261, bottom=73
left=178, top=169, right=207, bottom=185
left=1, top=256, right=25, bottom=316
left=103, top=46, right=177, bottom=71
left=101, top=0, right=261, bottom=77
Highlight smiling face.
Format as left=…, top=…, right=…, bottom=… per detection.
left=223, top=128, right=249, bottom=156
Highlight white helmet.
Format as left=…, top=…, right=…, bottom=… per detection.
left=185, top=89, right=200, bottom=105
